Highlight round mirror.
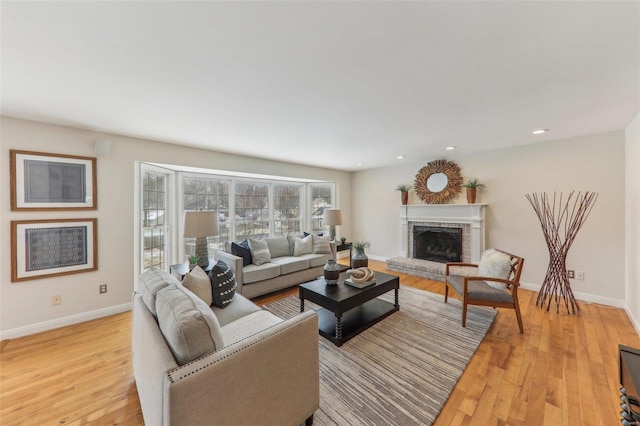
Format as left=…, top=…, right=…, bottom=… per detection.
left=426, top=173, right=448, bottom=192
left=414, top=159, right=463, bottom=204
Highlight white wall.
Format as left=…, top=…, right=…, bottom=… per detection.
left=353, top=131, right=626, bottom=306
left=0, top=116, right=352, bottom=339
left=626, top=112, right=640, bottom=329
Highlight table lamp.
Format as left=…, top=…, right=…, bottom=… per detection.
left=184, top=211, right=218, bottom=268
left=323, top=209, right=342, bottom=242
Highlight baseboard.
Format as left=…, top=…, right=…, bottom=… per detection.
left=519, top=282, right=624, bottom=308
left=0, top=302, right=132, bottom=341
left=625, top=304, right=640, bottom=336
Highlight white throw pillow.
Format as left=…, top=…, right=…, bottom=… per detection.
left=312, top=235, right=332, bottom=254
left=293, top=235, right=313, bottom=257
left=478, top=249, right=512, bottom=290
left=182, top=265, right=213, bottom=305
left=248, top=237, right=271, bottom=265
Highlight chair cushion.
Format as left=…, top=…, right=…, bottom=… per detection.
left=155, top=284, right=224, bottom=365
left=211, top=293, right=262, bottom=327
left=447, top=275, right=514, bottom=304
left=182, top=265, right=213, bottom=305
left=220, top=310, right=284, bottom=346
left=271, top=256, right=310, bottom=275
left=209, top=260, right=237, bottom=309
left=248, top=237, right=271, bottom=265
left=312, top=235, right=332, bottom=254
left=243, top=262, right=281, bottom=284
left=231, top=240, right=252, bottom=267
left=299, top=253, right=331, bottom=268
left=138, top=268, right=180, bottom=316
left=478, top=249, right=511, bottom=290
left=293, top=235, right=313, bottom=256
left=265, top=235, right=290, bottom=258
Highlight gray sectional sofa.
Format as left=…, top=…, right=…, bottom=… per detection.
left=132, top=268, right=320, bottom=426
left=215, top=233, right=337, bottom=299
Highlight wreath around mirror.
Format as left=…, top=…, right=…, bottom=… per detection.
left=414, top=159, right=463, bottom=204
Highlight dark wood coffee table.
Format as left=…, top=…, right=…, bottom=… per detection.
left=299, top=271, right=400, bottom=347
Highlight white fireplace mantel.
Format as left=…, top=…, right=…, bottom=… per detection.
left=400, top=203, right=487, bottom=262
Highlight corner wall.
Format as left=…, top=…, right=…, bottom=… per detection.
left=626, top=112, right=640, bottom=329
left=353, top=131, right=626, bottom=306
left=0, top=116, right=352, bottom=339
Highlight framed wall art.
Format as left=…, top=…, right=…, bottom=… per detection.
left=11, top=219, right=98, bottom=282
left=10, top=150, right=97, bottom=210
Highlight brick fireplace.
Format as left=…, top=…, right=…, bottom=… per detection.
left=387, top=204, right=486, bottom=281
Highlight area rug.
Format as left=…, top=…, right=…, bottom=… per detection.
left=266, top=286, right=497, bottom=426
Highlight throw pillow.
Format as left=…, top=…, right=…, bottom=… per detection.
left=209, top=260, right=237, bottom=309
left=312, top=235, right=332, bottom=254
left=155, top=283, right=224, bottom=365
left=231, top=240, right=252, bottom=267
left=181, top=265, right=213, bottom=305
left=478, top=249, right=512, bottom=290
left=287, top=232, right=305, bottom=256
left=293, top=234, right=313, bottom=256
left=138, top=268, right=180, bottom=317
left=248, top=237, right=271, bottom=265
left=265, top=235, right=290, bottom=258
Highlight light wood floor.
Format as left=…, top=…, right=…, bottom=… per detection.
left=1, top=259, right=638, bottom=425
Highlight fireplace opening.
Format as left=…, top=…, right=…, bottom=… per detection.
left=413, top=226, right=462, bottom=263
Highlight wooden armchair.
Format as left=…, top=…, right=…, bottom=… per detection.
left=444, top=249, right=525, bottom=333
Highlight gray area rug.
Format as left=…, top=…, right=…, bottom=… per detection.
left=266, top=286, right=497, bottom=426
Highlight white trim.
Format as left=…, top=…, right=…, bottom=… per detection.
left=625, top=304, right=640, bottom=336
left=0, top=302, right=132, bottom=341
left=518, top=281, right=624, bottom=308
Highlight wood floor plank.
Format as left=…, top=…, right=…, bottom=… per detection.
left=0, top=259, right=637, bottom=425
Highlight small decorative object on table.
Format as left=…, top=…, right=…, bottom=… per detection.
left=351, top=240, right=370, bottom=268
left=188, top=255, right=198, bottom=271
left=345, top=267, right=376, bottom=288
left=462, top=178, right=484, bottom=204
left=396, top=184, right=412, bottom=205
left=340, top=237, right=347, bottom=245
left=323, top=259, right=341, bottom=285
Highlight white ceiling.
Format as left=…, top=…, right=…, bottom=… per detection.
left=2, top=1, right=638, bottom=171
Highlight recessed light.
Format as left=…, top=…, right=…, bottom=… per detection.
left=356, top=163, right=364, bottom=166
left=396, top=155, right=405, bottom=159
left=445, top=146, right=457, bottom=151
left=532, top=129, right=549, bottom=135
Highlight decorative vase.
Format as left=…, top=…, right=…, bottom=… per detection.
left=401, top=191, right=409, bottom=205
left=323, top=259, right=340, bottom=285
left=351, top=248, right=368, bottom=269
left=466, top=187, right=477, bottom=204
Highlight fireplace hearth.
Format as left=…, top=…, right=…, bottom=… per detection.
left=413, top=226, right=462, bottom=263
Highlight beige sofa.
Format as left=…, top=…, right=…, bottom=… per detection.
left=132, top=268, right=319, bottom=426
left=215, top=234, right=337, bottom=299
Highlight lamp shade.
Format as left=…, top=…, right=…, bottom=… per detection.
left=183, top=211, right=219, bottom=238
left=323, top=209, right=343, bottom=226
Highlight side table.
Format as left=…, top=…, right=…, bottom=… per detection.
left=169, top=258, right=215, bottom=280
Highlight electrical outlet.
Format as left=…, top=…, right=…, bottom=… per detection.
left=99, top=284, right=107, bottom=294
left=567, top=270, right=575, bottom=279
left=576, top=271, right=585, bottom=280
left=52, top=295, right=62, bottom=305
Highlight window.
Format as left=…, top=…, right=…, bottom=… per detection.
left=273, top=183, right=302, bottom=234
left=142, top=170, right=170, bottom=271
left=234, top=181, right=270, bottom=239
left=182, top=176, right=230, bottom=259
left=310, top=184, right=334, bottom=235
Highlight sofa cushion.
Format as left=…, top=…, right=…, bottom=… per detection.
left=220, top=310, right=284, bottom=346
left=211, top=293, right=262, bottom=327
left=312, top=235, right=332, bottom=254
left=478, top=249, right=511, bottom=290
left=155, top=284, right=224, bottom=366
left=248, top=237, right=271, bottom=265
left=265, top=235, right=290, bottom=258
left=138, top=268, right=180, bottom=316
left=209, top=260, right=237, bottom=309
left=243, top=262, right=281, bottom=284
left=271, top=256, right=310, bottom=275
left=231, top=240, right=252, bottom=267
left=287, top=232, right=305, bottom=256
left=293, top=235, right=313, bottom=256
left=446, top=275, right=514, bottom=304
left=181, top=265, right=212, bottom=305
left=299, top=253, right=331, bottom=268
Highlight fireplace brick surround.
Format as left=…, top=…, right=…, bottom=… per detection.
left=387, top=204, right=486, bottom=281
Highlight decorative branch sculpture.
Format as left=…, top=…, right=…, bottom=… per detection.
left=525, top=191, right=598, bottom=314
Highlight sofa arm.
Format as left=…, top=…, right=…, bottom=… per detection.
left=165, top=310, right=319, bottom=426
left=215, top=250, right=245, bottom=293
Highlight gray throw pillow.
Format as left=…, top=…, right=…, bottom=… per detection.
left=248, top=237, right=271, bottom=265
left=287, top=232, right=305, bottom=256
left=138, top=268, right=180, bottom=316
left=182, top=265, right=213, bottom=305
left=265, top=235, right=290, bottom=258
left=293, top=235, right=313, bottom=256
left=312, top=235, right=332, bottom=254
left=155, top=283, right=224, bottom=365
left=209, top=260, right=237, bottom=308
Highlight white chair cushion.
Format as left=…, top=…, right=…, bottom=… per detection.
left=478, top=249, right=511, bottom=290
